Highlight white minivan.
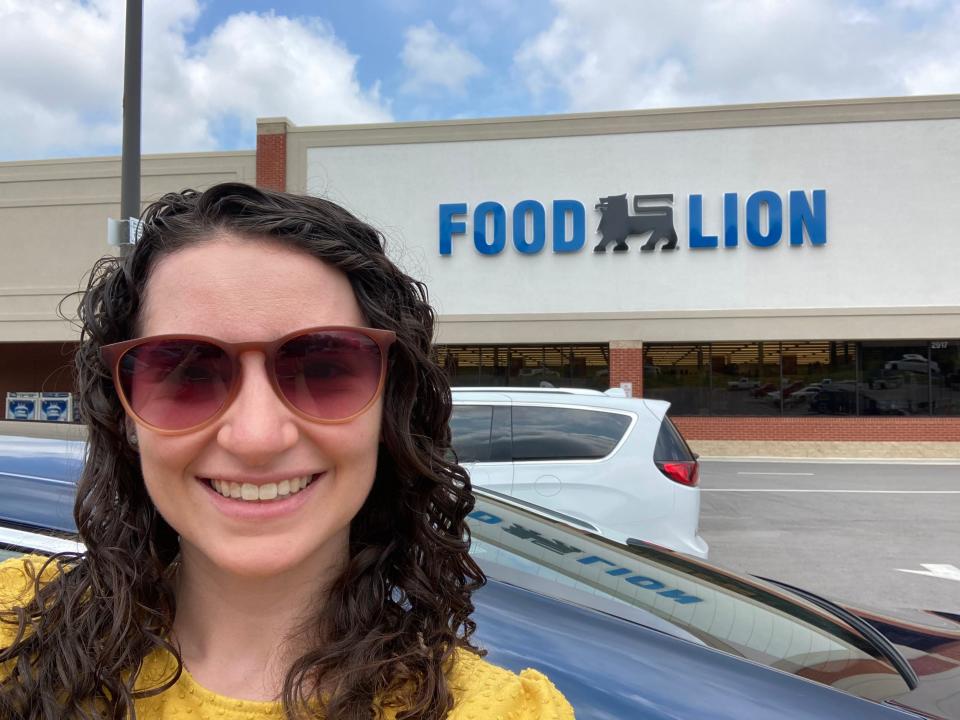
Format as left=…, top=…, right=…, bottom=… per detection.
left=450, top=388, right=709, bottom=558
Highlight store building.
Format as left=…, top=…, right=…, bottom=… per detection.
left=255, top=97, right=960, bottom=448
left=2, top=96, right=959, bottom=450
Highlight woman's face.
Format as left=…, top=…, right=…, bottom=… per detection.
left=133, top=235, right=382, bottom=580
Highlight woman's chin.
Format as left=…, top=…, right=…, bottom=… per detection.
left=183, top=534, right=346, bottom=583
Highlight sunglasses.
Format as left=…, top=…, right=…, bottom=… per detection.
left=101, top=326, right=396, bottom=434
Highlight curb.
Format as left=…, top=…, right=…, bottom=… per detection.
left=698, top=456, right=960, bottom=465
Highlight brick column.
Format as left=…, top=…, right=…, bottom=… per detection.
left=609, top=340, right=644, bottom=397
left=256, top=117, right=291, bottom=191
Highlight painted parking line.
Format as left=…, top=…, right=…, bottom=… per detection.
left=896, top=564, right=960, bottom=582
left=702, top=489, right=960, bottom=494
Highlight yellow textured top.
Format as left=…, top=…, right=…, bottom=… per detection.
left=0, top=556, right=575, bottom=719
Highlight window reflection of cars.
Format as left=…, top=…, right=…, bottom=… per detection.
left=787, top=384, right=826, bottom=405
left=812, top=387, right=857, bottom=414
left=884, top=354, right=940, bottom=375
left=751, top=382, right=776, bottom=397
left=727, top=377, right=759, bottom=390
left=517, top=366, right=561, bottom=380
left=869, top=370, right=906, bottom=390
left=767, top=381, right=806, bottom=403
left=3, top=467, right=958, bottom=720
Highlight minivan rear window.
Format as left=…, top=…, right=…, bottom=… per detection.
left=511, top=406, right=630, bottom=461
left=654, top=418, right=695, bottom=462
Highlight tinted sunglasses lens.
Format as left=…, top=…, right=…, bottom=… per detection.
left=275, top=331, right=383, bottom=420
left=118, top=340, right=233, bottom=430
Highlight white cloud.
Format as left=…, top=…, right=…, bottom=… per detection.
left=515, top=0, right=960, bottom=112
left=0, top=0, right=391, bottom=160
left=400, top=21, right=484, bottom=95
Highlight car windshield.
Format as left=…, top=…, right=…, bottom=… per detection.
left=468, top=491, right=913, bottom=701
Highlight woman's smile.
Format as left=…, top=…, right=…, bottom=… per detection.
left=204, top=472, right=321, bottom=502
left=196, top=471, right=325, bottom=522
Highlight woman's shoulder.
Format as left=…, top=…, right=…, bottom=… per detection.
left=0, top=554, right=59, bottom=643
left=447, top=648, right=575, bottom=720
left=0, top=554, right=57, bottom=603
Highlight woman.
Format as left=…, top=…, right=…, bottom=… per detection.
left=0, top=183, right=574, bottom=719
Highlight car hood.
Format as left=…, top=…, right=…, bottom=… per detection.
left=0, top=434, right=86, bottom=483
left=473, top=577, right=923, bottom=719
left=0, top=435, right=84, bottom=532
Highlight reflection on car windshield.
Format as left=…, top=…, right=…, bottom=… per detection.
left=468, top=493, right=911, bottom=701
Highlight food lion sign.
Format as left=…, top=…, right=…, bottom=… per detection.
left=438, top=190, right=826, bottom=256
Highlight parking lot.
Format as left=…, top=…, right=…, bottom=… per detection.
left=699, top=459, right=960, bottom=614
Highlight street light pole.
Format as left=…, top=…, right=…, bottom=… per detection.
left=119, top=0, right=143, bottom=257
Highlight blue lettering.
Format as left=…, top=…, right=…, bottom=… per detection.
left=723, top=193, right=738, bottom=248
left=577, top=555, right=617, bottom=567
left=438, top=203, right=467, bottom=256
left=606, top=567, right=633, bottom=577
left=688, top=194, right=718, bottom=249
left=625, top=575, right=666, bottom=590
left=513, top=200, right=546, bottom=254
left=474, top=202, right=507, bottom=255
left=657, top=589, right=704, bottom=605
left=552, top=200, right=585, bottom=253
left=468, top=510, right=502, bottom=525
left=746, top=191, right=783, bottom=247
left=789, top=189, right=826, bottom=246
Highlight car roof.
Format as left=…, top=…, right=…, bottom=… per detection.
left=451, top=387, right=671, bottom=421
left=474, top=577, right=920, bottom=720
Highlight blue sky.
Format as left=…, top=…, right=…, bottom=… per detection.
left=1, top=0, right=958, bottom=160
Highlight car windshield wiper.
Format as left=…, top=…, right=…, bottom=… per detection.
left=755, top=575, right=919, bottom=691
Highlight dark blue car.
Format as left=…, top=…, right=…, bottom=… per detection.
left=1, top=433, right=958, bottom=719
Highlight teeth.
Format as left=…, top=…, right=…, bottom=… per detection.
left=210, top=475, right=314, bottom=502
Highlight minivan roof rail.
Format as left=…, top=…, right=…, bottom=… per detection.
left=451, top=387, right=607, bottom=396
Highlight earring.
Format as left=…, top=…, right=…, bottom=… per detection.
left=127, top=431, right=139, bottom=447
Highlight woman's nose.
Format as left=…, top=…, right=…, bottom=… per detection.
left=216, top=353, right=298, bottom=465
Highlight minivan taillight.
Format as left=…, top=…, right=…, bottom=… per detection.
left=657, top=460, right=699, bottom=487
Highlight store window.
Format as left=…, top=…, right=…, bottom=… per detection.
left=782, top=341, right=857, bottom=416
left=435, top=344, right=609, bottom=390
left=859, top=342, right=931, bottom=416
left=709, top=342, right=781, bottom=416
left=642, top=344, right=710, bottom=415
left=931, top=341, right=960, bottom=416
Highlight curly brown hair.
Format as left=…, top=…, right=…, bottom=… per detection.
left=0, top=182, right=486, bottom=719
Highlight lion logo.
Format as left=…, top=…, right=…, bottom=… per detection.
left=594, top=194, right=678, bottom=252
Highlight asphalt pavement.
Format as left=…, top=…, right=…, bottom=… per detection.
left=698, top=459, right=960, bottom=615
